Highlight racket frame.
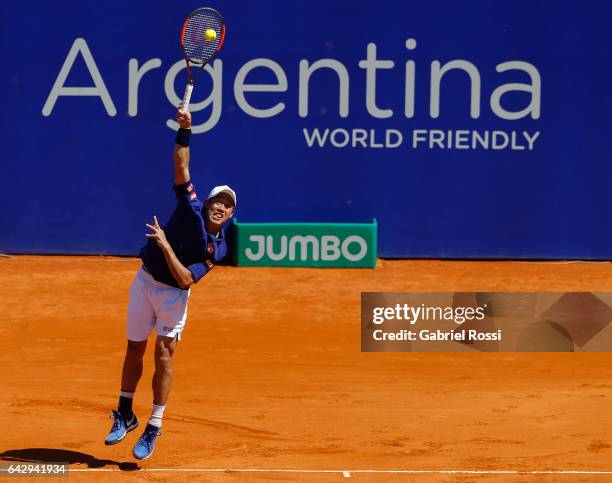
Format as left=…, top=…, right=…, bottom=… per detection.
left=180, top=7, right=226, bottom=111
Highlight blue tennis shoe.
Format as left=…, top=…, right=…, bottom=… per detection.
left=133, top=423, right=161, bottom=460
left=105, top=410, right=139, bottom=445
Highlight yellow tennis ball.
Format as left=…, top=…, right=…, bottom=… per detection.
left=204, top=29, right=217, bottom=41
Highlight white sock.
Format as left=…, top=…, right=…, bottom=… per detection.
left=148, top=403, right=166, bottom=428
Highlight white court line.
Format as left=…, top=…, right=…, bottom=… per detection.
left=69, top=467, right=612, bottom=475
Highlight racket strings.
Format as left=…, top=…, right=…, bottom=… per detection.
left=183, top=11, right=223, bottom=64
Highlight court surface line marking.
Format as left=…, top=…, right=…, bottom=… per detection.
left=68, top=468, right=612, bottom=475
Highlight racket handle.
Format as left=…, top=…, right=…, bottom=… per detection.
left=181, top=83, right=194, bottom=112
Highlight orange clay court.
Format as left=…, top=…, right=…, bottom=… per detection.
left=1, top=256, right=612, bottom=482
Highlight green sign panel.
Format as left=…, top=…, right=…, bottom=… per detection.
left=233, top=219, right=377, bottom=268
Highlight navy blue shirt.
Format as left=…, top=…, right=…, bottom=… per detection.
left=139, top=180, right=228, bottom=289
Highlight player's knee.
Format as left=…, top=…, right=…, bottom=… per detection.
left=155, top=352, right=173, bottom=373
left=126, top=340, right=147, bottom=360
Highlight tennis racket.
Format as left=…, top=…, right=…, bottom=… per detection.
left=180, top=7, right=226, bottom=112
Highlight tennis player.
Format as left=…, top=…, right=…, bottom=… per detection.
left=104, top=108, right=236, bottom=460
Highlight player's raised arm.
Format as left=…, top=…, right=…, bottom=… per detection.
left=173, top=109, right=192, bottom=185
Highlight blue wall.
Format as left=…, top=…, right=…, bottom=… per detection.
left=1, top=1, right=611, bottom=258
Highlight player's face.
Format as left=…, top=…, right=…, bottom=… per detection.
left=206, top=193, right=234, bottom=230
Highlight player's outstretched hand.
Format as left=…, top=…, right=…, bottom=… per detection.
left=145, top=216, right=170, bottom=249
left=177, top=109, right=191, bottom=129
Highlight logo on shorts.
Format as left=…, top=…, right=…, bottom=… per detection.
left=190, top=192, right=197, bottom=200
left=163, top=326, right=174, bottom=332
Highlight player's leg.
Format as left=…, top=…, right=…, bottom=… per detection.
left=105, top=268, right=155, bottom=446
left=118, top=339, right=147, bottom=419
left=152, top=335, right=178, bottom=408
left=133, top=336, right=179, bottom=460
left=133, top=285, right=188, bottom=459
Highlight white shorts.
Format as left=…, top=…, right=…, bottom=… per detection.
left=126, top=267, right=190, bottom=341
